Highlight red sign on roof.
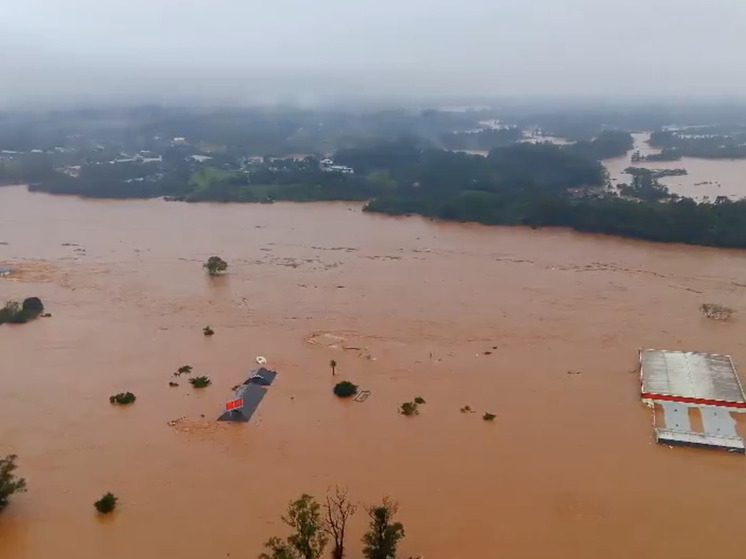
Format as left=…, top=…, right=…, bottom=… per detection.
left=225, top=398, right=244, bottom=411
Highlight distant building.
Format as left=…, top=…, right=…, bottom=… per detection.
left=62, top=165, right=81, bottom=178
left=188, top=155, right=212, bottom=163
left=322, top=165, right=354, bottom=174
left=319, top=158, right=354, bottom=174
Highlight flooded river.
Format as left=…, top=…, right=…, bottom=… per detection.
left=604, top=132, right=746, bottom=200
left=2, top=185, right=746, bottom=559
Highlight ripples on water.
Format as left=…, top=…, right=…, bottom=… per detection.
left=2, top=185, right=746, bottom=559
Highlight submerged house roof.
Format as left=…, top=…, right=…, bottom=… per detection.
left=640, top=349, right=746, bottom=408
left=217, top=367, right=278, bottom=422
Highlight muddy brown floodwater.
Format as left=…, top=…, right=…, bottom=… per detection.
left=3, top=185, right=746, bottom=559
left=604, top=132, right=746, bottom=201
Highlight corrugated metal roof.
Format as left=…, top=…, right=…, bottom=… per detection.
left=641, top=349, right=746, bottom=405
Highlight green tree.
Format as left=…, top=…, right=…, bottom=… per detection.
left=333, top=381, right=358, bottom=398
left=260, top=537, right=299, bottom=559
left=0, top=455, right=27, bottom=512
left=261, top=494, right=328, bottom=559
left=362, top=498, right=405, bottom=559
left=323, top=487, right=357, bottom=559
left=94, top=492, right=118, bottom=514
left=21, top=297, right=44, bottom=316
left=204, top=255, right=228, bottom=275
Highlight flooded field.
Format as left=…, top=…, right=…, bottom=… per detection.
left=604, top=133, right=746, bottom=200
left=2, top=185, right=746, bottom=559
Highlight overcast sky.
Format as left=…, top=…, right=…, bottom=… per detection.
left=1, top=0, right=745, bottom=107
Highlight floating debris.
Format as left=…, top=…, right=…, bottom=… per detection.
left=354, top=390, right=371, bottom=403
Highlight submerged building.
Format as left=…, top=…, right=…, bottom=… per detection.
left=640, top=349, right=746, bottom=452
left=217, top=367, right=278, bottom=422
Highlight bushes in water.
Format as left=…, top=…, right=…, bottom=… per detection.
left=483, top=413, right=496, bottom=421
left=399, top=402, right=419, bottom=416
left=0, top=454, right=27, bottom=512
left=109, top=392, right=136, bottom=405
left=413, top=396, right=426, bottom=405
left=190, top=376, right=211, bottom=388
left=203, top=326, right=215, bottom=336
left=204, top=256, right=228, bottom=275
left=333, top=381, right=358, bottom=398
left=0, top=298, right=44, bottom=324
left=700, top=303, right=734, bottom=321
left=175, top=365, right=193, bottom=376
left=94, top=492, right=118, bottom=514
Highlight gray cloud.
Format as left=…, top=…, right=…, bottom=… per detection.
left=1, top=0, right=745, bottom=107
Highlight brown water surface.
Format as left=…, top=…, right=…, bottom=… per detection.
left=2, top=185, right=746, bottom=559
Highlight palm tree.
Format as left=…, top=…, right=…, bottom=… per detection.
left=330, top=360, right=337, bottom=376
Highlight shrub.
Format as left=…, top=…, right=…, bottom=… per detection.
left=460, top=405, right=473, bottom=413
left=176, top=365, right=193, bottom=376
left=333, top=381, right=358, bottom=398
left=203, top=326, right=215, bottom=336
left=0, top=301, right=22, bottom=324
left=204, top=256, right=228, bottom=276
left=0, top=455, right=27, bottom=512
left=483, top=413, right=496, bottom=421
left=190, top=376, right=211, bottom=388
left=400, top=402, right=419, bottom=416
left=109, top=392, right=136, bottom=405
left=700, top=303, right=734, bottom=321
left=94, top=492, right=118, bottom=514
left=413, top=396, right=426, bottom=405
left=169, top=381, right=179, bottom=387
left=0, top=299, right=45, bottom=324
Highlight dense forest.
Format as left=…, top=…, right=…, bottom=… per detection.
left=648, top=128, right=746, bottom=159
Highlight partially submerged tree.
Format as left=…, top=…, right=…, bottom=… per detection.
left=0, top=298, right=45, bottom=324
left=323, top=487, right=357, bottom=559
left=203, top=326, right=215, bottom=336
left=190, top=376, right=212, bottom=388
left=204, top=255, right=228, bottom=276
left=362, top=498, right=405, bottom=559
left=700, top=303, right=734, bottom=321
left=260, top=537, right=299, bottom=559
left=94, top=492, right=118, bottom=514
left=109, top=392, right=136, bottom=405
left=333, top=381, right=358, bottom=398
left=261, top=494, right=328, bottom=559
left=330, top=360, right=338, bottom=376
left=21, top=297, right=44, bottom=317
left=0, top=455, right=27, bottom=512
left=399, top=402, right=419, bottom=416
